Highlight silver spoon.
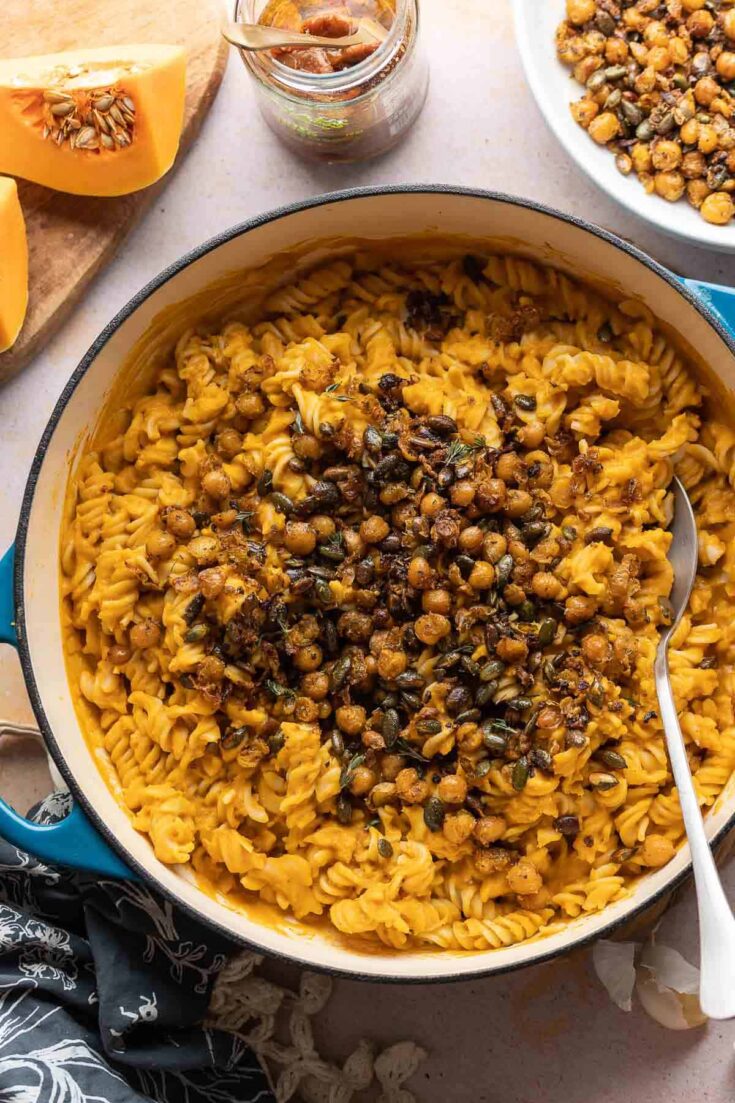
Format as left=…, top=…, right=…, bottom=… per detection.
left=221, top=21, right=372, bottom=52
left=656, top=475, right=735, bottom=1019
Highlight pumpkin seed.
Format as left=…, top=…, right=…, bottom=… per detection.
left=423, top=796, right=446, bottom=832
left=480, top=659, right=505, bottom=682
left=382, top=708, right=401, bottom=746
left=51, top=101, right=75, bottom=116
left=415, top=717, right=442, bottom=736
left=43, top=90, right=73, bottom=104
left=537, top=617, right=557, bottom=647
left=221, top=725, right=248, bottom=750
left=554, top=815, right=580, bottom=837
left=598, top=748, right=627, bottom=770
left=377, top=837, right=393, bottom=859
left=589, top=771, right=618, bottom=791
left=512, top=757, right=530, bottom=791
left=482, top=730, right=508, bottom=755
left=184, top=623, right=208, bottom=643
left=336, top=792, right=353, bottom=824
left=94, top=94, right=115, bottom=111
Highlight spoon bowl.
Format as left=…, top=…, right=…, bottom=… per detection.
left=221, top=20, right=373, bottom=52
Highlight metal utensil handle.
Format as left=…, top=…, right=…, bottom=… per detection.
left=0, top=545, right=131, bottom=879
left=655, top=645, right=735, bottom=1019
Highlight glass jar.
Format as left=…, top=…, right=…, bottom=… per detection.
left=234, top=0, right=429, bottom=163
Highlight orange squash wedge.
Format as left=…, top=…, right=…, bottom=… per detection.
left=0, top=176, right=28, bottom=353
left=0, top=44, right=186, bottom=197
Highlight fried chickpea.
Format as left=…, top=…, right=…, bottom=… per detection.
left=422, top=589, right=452, bottom=615
left=588, top=112, right=621, bottom=144
left=724, top=8, right=735, bottom=39
left=473, top=815, right=507, bottom=847
left=360, top=515, right=390, bottom=544
left=483, top=532, right=508, bottom=563
left=284, top=521, right=317, bottom=555
left=469, top=561, right=495, bottom=591
left=217, top=428, right=242, bottom=458
left=164, top=508, right=195, bottom=540
left=474, top=847, right=512, bottom=875
left=698, top=124, right=719, bottom=154
left=503, top=583, right=526, bottom=607
left=294, top=643, right=323, bottom=672
left=437, top=775, right=468, bottom=804
left=335, top=705, right=367, bottom=736
left=495, top=636, right=529, bottom=663
left=688, top=8, right=714, bottom=36
left=496, top=452, right=524, bottom=483
left=687, top=179, right=711, bottom=208
left=458, top=525, right=485, bottom=554
left=605, top=37, right=628, bottom=64
left=531, top=571, right=566, bottom=600
left=701, top=191, right=735, bottom=224
left=199, top=566, right=225, bottom=599
left=189, top=535, right=219, bottom=564
left=147, top=529, right=176, bottom=559
left=301, top=671, right=330, bottom=701
left=349, top=765, right=379, bottom=797
left=108, top=643, right=131, bottom=666
left=506, top=859, right=543, bottom=896
left=201, top=467, right=231, bottom=500
left=415, top=613, right=451, bottom=645
left=407, top=555, right=435, bottom=589
left=571, top=99, right=600, bottom=129
left=680, top=120, right=700, bottom=148
left=294, top=696, right=319, bottom=723
left=631, top=142, right=653, bottom=175
left=694, top=76, right=719, bottom=107
left=377, top=648, right=408, bottom=680
left=129, top=618, right=162, bottom=651
left=199, top=655, right=225, bottom=683
left=420, top=491, right=445, bottom=518
left=566, top=0, right=596, bottom=25
left=717, top=51, right=735, bottom=81
left=654, top=171, right=685, bottom=202
left=395, top=767, right=429, bottom=804
left=640, top=833, right=676, bottom=868
left=582, top=633, right=610, bottom=667
left=236, top=392, right=265, bottom=419
left=518, top=420, right=546, bottom=449
left=475, top=479, right=507, bottom=513
left=381, top=754, right=406, bottom=781
left=450, top=480, right=476, bottom=507
left=443, top=810, right=476, bottom=845
left=564, top=594, right=598, bottom=625
left=536, top=705, right=562, bottom=729
left=681, top=149, right=706, bottom=179
left=370, top=781, right=397, bottom=807
left=293, top=433, right=321, bottom=461
left=312, top=515, right=336, bottom=541
left=505, top=489, right=534, bottom=518
left=651, top=140, right=682, bottom=172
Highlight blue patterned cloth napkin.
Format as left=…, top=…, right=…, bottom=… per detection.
left=0, top=793, right=274, bottom=1102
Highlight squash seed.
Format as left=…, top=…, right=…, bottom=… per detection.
left=43, top=90, right=72, bottom=104
left=94, top=94, right=115, bottom=111
left=51, top=101, right=75, bottom=116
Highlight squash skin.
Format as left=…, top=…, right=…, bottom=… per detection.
left=0, top=177, right=28, bottom=353
left=0, top=44, right=186, bottom=197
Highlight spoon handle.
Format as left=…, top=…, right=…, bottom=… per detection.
left=221, top=21, right=366, bottom=51
left=655, top=646, right=735, bottom=1019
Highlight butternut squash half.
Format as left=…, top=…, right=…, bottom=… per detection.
left=0, top=177, right=28, bottom=352
left=0, top=45, right=186, bottom=197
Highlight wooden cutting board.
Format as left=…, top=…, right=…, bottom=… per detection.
left=0, top=0, right=229, bottom=384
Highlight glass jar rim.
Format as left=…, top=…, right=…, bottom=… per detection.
left=234, top=0, right=414, bottom=94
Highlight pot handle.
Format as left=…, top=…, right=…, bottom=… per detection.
left=0, top=545, right=132, bottom=879
left=682, top=277, right=735, bottom=333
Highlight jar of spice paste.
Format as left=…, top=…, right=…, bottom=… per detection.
left=234, top=0, right=429, bottom=162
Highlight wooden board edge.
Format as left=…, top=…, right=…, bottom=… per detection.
left=0, top=37, right=229, bottom=387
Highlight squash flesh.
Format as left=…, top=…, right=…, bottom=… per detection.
left=0, top=177, right=28, bottom=353
left=0, top=45, right=186, bottom=196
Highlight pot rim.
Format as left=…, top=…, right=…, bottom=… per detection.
left=14, top=184, right=735, bottom=982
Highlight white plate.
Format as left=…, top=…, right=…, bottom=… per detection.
left=512, top=0, right=735, bottom=252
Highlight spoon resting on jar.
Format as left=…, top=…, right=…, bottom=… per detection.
left=221, top=21, right=377, bottom=52
left=656, top=476, right=735, bottom=1019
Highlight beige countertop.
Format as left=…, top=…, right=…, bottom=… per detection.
left=2, top=2, right=735, bottom=1099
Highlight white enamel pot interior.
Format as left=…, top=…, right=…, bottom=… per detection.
left=15, top=187, right=735, bottom=981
